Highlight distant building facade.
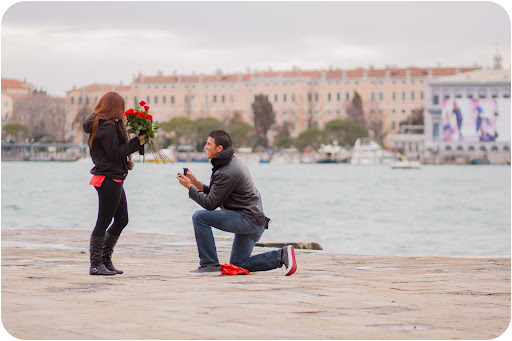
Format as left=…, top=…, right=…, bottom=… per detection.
left=2, top=78, right=66, bottom=142
left=1, top=78, right=33, bottom=124
left=424, top=68, right=511, bottom=164
left=65, top=66, right=478, bottom=145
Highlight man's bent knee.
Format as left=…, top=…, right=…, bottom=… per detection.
left=192, top=210, right=209, bottom=223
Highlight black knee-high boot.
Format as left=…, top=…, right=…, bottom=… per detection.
left=89, top=235, right=117, bottom=276
left=102, top=232, right=123, bottom=274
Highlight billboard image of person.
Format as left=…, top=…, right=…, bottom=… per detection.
left=442, top=98, right=510, bottom=142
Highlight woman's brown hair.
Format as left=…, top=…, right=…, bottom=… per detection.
left=88, top=91, right=134, bottom=169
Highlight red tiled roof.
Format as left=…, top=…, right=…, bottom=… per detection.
left=2, top=78, right=29, bottom=89
left=301, top=70, right=322, bottom=79
left=69, top=83, right=131, bottom=93
left=345, top=68, right=365, bottom=78
left=134, top=76, right=179, bottom=83
left=325, top=71, right=343, bottom=79
left=367, top=69, right=387, bottom=77
left=203, top=75, right=217, bottom=82
left=71, top=66, right=480, bottom=93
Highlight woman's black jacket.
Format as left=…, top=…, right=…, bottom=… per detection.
left=83, top=115, right=141, bottom=180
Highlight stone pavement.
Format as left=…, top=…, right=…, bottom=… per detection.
left=1, top=228, right=510, bottom=339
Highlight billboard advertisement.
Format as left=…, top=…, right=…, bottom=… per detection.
left=442, top=98, right=510, bottom=142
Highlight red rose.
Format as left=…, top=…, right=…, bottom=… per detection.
left=146, top=114, right=152, bottom=120
left=139, top=100, right=146, bottom=106
left=125, top=108, right=134, bottom=116
left=144, top=105, right=150, bottom=111
left=138, top=112, right=145, bottom=118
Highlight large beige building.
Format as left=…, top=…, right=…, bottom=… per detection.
left=65, top=66, right=477, bottom=146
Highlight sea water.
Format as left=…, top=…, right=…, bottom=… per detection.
left=1, top=161, right=510, bottom=256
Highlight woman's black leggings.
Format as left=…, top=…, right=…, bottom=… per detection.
left=92, top=178, right=129, bottom=238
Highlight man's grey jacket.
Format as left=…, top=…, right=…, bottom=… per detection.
left=188, top=154, right=269, bottom=227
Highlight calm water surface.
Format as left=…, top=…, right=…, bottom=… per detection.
left=1, top=161, right=510, bottom=256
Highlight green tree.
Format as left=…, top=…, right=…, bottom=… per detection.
left=2, top=123, right=29, bottom=142
left=324, top=119, right=368, bottom=146
left=227, top=110, right=246, bottom=128
left=192, top=117, right=222, bottom=150
left=159, top=116, right=194, bottom=145
left=399, top=107, right=424, bottom=132
left=295, top=127, right=323, bottom=150
left=251, top=94, right=275, bottom=147
left=228, top=123, right=256, bottom=149
left=346, top=91, right=366, bottom=127
left=273, top=121, right=295, bottom=148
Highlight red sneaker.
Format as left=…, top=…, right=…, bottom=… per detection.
left=282, top=245, right=297, bottom=276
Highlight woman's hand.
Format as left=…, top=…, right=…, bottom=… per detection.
left=137, top=134, right=147, bottom=143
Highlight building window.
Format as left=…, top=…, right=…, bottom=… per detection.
left=85, top=97, right=89, bottom=105
left=230, top=95, right=234, bottom=103
left=379, top=92, right=383, bottom=101
left=146, top=96, right=150, bottom=104
left=315, top=93, right=319, bottom=102
left=346, top=92, right=350, bottom=101
left=274, top=94, right=278, bottom=102
left=213, top=95, right=217, bottom=103
left=134, top=96, right=138, bottom=105
left=283, top=94, right=287, bottom=102
left=79, top=96, right=82, bottom=105
left=411, top=91, right=415, bottom=100
left=71, top=97, right=74, bottom=105
left=337, top=92, right=341, bottom=101
left=371, top=92, right=375, bottom=101
left=163, top=96, right=166, bottom=104
left=154, top=96, right=158, bottom=104
left=171, top=96, right=175, bottom=104
left=392, top=120, right=396, bottom=130
left=222, top=95, right=225, bottom=103
left=328, top=93, right=332, bottom=102
left=420, top=92, right=424, bottom=100
left=433, top=123, right=440, bottom=138
left=392, top=92, right=396, bottom=101
left=433, top=95, right=439, bottom=105
left=292, top=93, right=296, bottom=102
left=402, top=91, right=406, bottom=101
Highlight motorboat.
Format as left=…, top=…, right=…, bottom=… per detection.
left=390, top=156, right=421, bottom=169
left=317, top=142, right=350, bottom=163
left=350, top=138, right=396, bottom=164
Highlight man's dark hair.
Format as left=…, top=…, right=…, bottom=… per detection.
left=209, top=130, right=232, bottom=149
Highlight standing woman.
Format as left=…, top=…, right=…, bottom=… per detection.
left=83, top=92, right=145, bottom=276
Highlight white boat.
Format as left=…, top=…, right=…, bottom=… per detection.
left=390, top=159, right=421, bottom=169
left=317, top=142, right=350, bottom=163
left=350, top=138, right=396, bottom=165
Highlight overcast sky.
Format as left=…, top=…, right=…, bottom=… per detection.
left=1, top=1, right=510, bottom=97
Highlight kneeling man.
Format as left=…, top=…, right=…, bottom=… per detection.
left=177, top=130, right=297, bottom=276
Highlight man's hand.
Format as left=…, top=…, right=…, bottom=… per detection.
left=177, top=173, right=192, bottom=189
left=183, top=169, right=204, bottom=191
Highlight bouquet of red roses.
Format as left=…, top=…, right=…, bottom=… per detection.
left=125, top=101, right=172, bottom=163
